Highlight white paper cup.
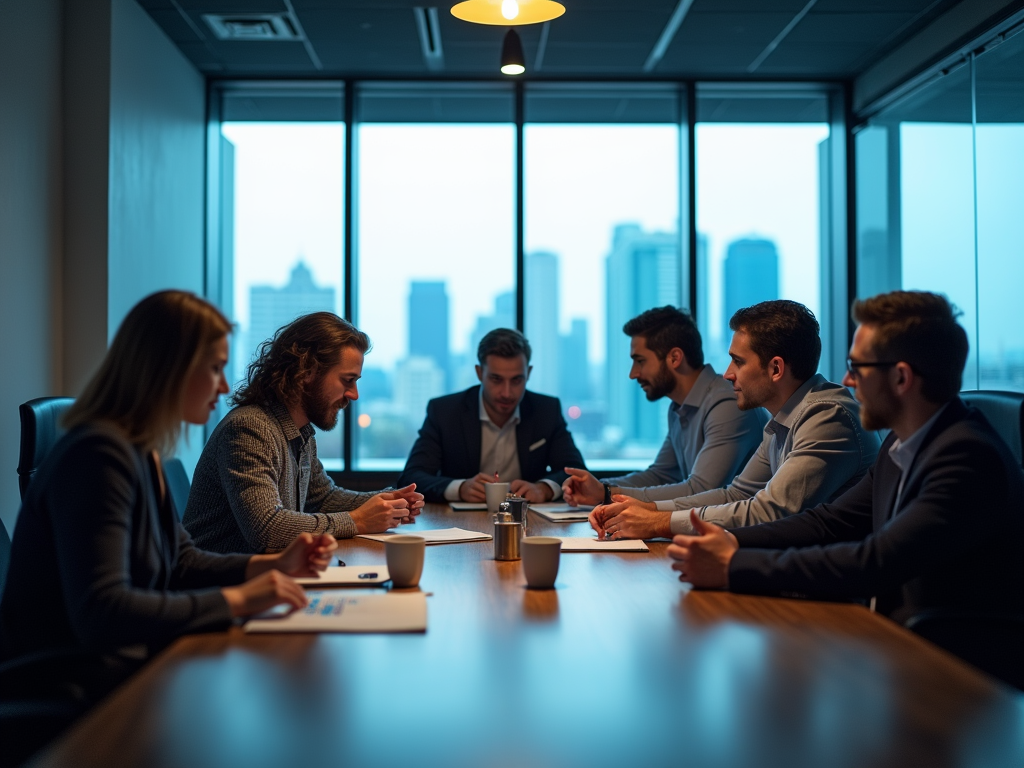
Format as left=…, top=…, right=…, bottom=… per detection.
left=385, top=535, right=425, bottom=588
left=484, top=482, right=510, bottom=513
left=522, top=536, right=562, bottom=589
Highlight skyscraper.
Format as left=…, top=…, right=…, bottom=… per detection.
left=559, top=318, right=590, bottom=406
left=525, top=251, right=559, bottom=396
left=248, top=261, right=336, bottom=366
left=408, top=281, right=450, bottom=389
left=605, top=224, right=680, bottom=446
left=723, top=238, right=779, bottom=331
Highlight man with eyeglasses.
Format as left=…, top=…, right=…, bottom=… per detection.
left=668, top=291, right=1024, bottom=631
left=590, top=300, right=880, bottom=540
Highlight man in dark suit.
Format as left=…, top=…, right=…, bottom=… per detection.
left=668, top=290, right=1024, bottom=626
left=399, top=328, right=586, bottom=504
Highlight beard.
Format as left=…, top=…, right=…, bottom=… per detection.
left=637, top=361, right=676, bottom=402
left=858, top=383, right=899, bottom=432
left=302, top=381, right=347, bottom=431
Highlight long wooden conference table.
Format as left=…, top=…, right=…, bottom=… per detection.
left=33, top=504, right=1024, bottom=767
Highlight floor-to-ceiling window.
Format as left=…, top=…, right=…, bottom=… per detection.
left=352, top=84, right=516, bottom=470
left=210, top=79, right=847, bottom=476
left=216, top=84, right=346, bottom=467
left=524, top=84, right=684, bottom=470
left=695, top=86, right=835, bottom=376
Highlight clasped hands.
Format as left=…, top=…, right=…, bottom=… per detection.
left=459, top=473, right=554, bottom=503
left=350, top=483, right=425, bottom=533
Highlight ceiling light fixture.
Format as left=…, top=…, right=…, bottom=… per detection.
left=500, top=28, right=526, bottom=75
left=451, top=0, right=565, bottom=26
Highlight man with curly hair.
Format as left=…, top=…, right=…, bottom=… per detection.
left=184, top=313, right=423, bottom=554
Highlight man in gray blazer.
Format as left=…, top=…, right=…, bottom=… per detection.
left=590, top=300, right=880, bottom=540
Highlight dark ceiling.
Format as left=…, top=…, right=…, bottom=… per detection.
left=137, top=0, right=964, bottom=79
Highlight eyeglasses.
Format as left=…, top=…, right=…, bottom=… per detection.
left=845, top=358, right=900, bottom=377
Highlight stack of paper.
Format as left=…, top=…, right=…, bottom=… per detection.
left=557, top=537, right=650, bottom=552
left=295, top=565, right=390, bottom=586
left=449, top=502, right=487, bottom=511
left=530, top=503, right=594, bottom=522
left=245, top=592, right=427, bottom=633
left=357, top=527, right=492, bottom=544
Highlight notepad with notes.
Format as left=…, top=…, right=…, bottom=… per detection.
left=357, top=527, right=492, bottom=545
left=530, top=503, right=594, bottom=522
left=295, top=565, right=390, bottom=586
left=245, top=591, right=427, bottom=633
left=557, top=537, right=650, bottom=552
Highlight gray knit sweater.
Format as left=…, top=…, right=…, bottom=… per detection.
left=183, top=401, right=376, bottom=553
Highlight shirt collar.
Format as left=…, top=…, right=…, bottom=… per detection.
left=478, top=388, right=521, bottom=429
left=677, top=364, right=718, bottom=411
left=267, top=399, right=315, bottom=444
left=771, top=373, right=826, bottom=429
left=888, top=402, right=950, bottom=473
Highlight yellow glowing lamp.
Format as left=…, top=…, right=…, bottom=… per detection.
left=451, top=0, right=565, bottom=26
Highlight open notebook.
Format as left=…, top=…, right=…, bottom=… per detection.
left=557, top=537, right=650, bottom=552
left=245, top=591, right=427, bottom=633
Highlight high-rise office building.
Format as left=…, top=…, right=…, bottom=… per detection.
left=394, top=356, right=445, bottom=423
left=525, top=251, right=559, bottom=396
left=723, top=238, right=779, bottom=331
left=559, top=318, right=590, bottom=406
left=248, top=260, right=337, bottom=369
left=408, top=281, right=450, bottom=389
left=605, top=224, right=680, bottom=446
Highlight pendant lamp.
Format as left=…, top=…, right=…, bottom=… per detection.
left=451, top=0, right=565, bottom=26
left=500, top=29, right=526, bottom=75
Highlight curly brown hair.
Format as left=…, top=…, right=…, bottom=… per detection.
left=232, top=312, right=370, bottom=409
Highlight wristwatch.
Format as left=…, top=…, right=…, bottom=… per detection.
left=602, top=482, right=613, bottom=505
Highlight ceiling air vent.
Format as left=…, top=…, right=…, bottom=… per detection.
left=203, top=14, right=303, bottom=41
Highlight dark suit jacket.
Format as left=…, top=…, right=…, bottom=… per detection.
left=1, top=425, right=250, bottom=681
left=727, top=398, right=1024, bottom=623
left=398, top=386, right=586, bottom=502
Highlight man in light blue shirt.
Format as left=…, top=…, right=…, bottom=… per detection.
left=563, top=306, right=766, bottom=506
left=590, top=301, right=880, bottom=539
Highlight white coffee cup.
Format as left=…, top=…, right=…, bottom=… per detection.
left=385, top=535, right=425, bottom=588
left=522, top=536, right=562, bottom=589
left=484, top=482, right=510, bottom=513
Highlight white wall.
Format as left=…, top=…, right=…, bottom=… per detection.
left=0, top=0, right=64, bottom=534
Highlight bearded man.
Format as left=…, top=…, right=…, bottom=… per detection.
left=563, top=306, right=766, bottom=507
left=184, top=313, right=423, bottom=554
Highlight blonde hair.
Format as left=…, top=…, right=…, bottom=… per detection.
left=65, top=290, right=232, bottom=454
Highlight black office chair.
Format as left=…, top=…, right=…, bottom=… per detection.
left=960, top=390, right=1024, bottom=468
left=163, top=458, right=191, bottom=521
left=17, top=397, right=75, bottom=500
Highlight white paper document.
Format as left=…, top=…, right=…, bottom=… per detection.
left=449, top=502, right=488, bottom=511
left=295, top=565, right=390, bottom=586
left=558, top=537, right=650, bottom=552
left=245, top=591, right=427, bottom=633
left=357, top=527, right=492, bottom=545
left=530, top=503, right=594, bottom=522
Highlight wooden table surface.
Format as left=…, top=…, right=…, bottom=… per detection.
left=33, top=505, right=1024, bottom=768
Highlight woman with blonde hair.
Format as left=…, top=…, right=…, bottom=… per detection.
left=0, top=290, right=335, bottom=705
